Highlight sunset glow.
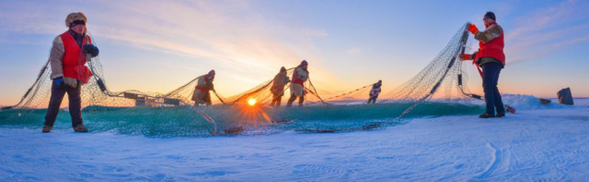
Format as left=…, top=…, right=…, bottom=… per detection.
left=0, top=0, right=588, bottom=107
left=247, top=98, right=257, bottom=106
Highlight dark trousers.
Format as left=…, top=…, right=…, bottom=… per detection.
left=44, top=79, right=83, bottom=128
left=286, top=94, right=304, bottom=107
left=271, top=94, right=282, bottom=107
left=482, top=63, right=505, bottom=115
left=367, top=95, right=378, bottom=104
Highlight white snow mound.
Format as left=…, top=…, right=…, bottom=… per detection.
left=501, top=94, right=565, bottom=110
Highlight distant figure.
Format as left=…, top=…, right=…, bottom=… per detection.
left=192, top=70, right=216, bottom=106
left=270, top=67, right=290, bottom=107
left=368, top=80, right=382, bottom=104
left=43, top=12, right=99, bottom=133
left=460, top=11, right=506, bottom=118
left=287, top=60, right=309, bottom=107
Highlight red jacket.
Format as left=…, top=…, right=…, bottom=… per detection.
left=476, top=22, right=505, bottom=64
left=60, top=31, right=93, bottom=83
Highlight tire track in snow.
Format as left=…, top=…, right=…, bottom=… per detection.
left=473, top=140, right=502, bottom=180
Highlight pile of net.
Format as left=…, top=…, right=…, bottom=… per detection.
left=0, top=23, right=484, bottom=136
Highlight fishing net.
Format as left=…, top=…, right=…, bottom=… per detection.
left=1, top=23, right=484, bottom=136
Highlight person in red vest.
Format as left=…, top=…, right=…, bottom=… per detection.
left=192, top=70, right=216, bottom=106
left=287, top=60, right=309, bottom=107
left=43, top=12, right=99, bottom=133
left=460, top=12, right=506, bottom=118
left=367, top=80, right=382, bottom=104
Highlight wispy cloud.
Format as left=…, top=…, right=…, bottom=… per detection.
left=3, top=0, right=587, bottom=99
left=88, top=1, right=316, bottom=73
left=0, top=0, right=340, bottom=95
left=503, top=0, right=589, bottom=64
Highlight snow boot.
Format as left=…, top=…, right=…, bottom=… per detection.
left=496, top=112, right=505, bottom=118
left=74, top=124, right=88, bottom=132
left=479, top=113, right=495, bottom=118
left=42, top=124, right=53, bottom=133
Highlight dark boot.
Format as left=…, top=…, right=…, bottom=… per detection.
left=479, top=113, right=495, bottom=118
left=42, top=124, right=53, bottom=133
left=74, top=124, right=88, bottom=132
left=495, top=112, right=505, bottom=118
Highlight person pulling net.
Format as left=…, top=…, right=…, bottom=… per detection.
left=367, top=80, right=382, bottom=104
left=43, top=12, right=99, bottom=133
left=460, top=11, right=506, bottom=118
left=286, top=60, right=310, bottom=107
left=192, top=70, right=217, bottom=106
left=270, top=67, right=290, bottom=107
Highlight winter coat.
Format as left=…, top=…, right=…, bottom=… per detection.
left=370, top=83, right=382, bottom=97
left=192, top=75, right=214, bottom=103
left=290, top=66, right=308, bottom=96
left=49, top=30, right=97, bottom=83
left=474, top=22, right=505, bottom=67
left=271, top=72, right=290, bottom=95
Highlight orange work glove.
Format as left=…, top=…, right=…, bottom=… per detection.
left=460, top=54, right=473, bottom=60
left=468, top=23, right=479, bottom=35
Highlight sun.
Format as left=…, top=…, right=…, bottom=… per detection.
left=247, top=98, right=257, bottom=106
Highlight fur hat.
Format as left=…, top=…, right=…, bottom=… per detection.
left=301, top=60, right=308, bottom=66
left=65, top=12, right=87, bottom=28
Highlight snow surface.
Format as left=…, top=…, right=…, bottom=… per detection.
left=1, top=98, right=589, bottom=181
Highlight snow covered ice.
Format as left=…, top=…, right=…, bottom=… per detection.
left=1, top=97, right=589, bottom=181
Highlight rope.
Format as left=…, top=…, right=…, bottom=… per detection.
left=305, top=82, right=376, bottom=106
left=307, top=77, right=327, bottom=105
left=324, top=83, right=375, bottom=101
left=3, top=59, right=50, bottom=110
left=212, top=90, right=226, bottom=105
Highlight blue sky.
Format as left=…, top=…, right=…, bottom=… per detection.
left=1, top=0, right=588, bottom=105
